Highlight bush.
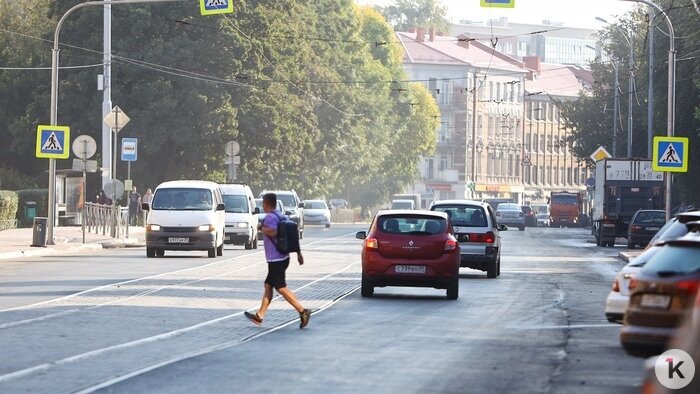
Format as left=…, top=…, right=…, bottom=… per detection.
left=15, top=189, right=48, bottom=227
left=0, top=190, right=19, bottom=222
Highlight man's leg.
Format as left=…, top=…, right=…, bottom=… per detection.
left=256, top=283, right=274, bottom=319
left=276, top=286, right=304, bottom=313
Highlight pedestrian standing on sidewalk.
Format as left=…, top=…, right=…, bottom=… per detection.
left=245, top=193, right=311, bottom=329
left=142, top=187, right=153, bottom=225
left=128, top=186, right=141, bottom=226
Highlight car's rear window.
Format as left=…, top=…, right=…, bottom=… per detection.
left=642, top=245, right=700, bottom=275
left=378, top=215, right=446, bottom=235
left=431, top=205, right=487, bottom=227
left=633, top=211, right=666, bottom=225
left=497, top=203, right=520, bottom=211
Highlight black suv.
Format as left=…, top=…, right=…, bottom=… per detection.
left=259, top=190, right=305, bottom=239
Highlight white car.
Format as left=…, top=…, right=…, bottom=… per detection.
left=303, top=200, right=331, bottom=228
left=604, top=246, right=662, bottom=322
left=143, top=180, right=226, bottom=258
left=220, top=184, right=258, bottom=250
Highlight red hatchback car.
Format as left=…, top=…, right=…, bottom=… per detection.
left=355, top=210, right=460, bottom=299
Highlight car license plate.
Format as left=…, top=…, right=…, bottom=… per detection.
left=395, top=265, right=426, bottom=274
left=168, top=237, right=189, bottom=243
left=645, top=227, right=660, bottom=231
left=641, top=294, right=671, bottom=309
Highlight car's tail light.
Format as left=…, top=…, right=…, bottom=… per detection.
left=630, top=225, right=642, bottom=233
left=484, top=231, right=495, bottom=244
left=444, top=238, right=458, bottom=252
left=628, top=279, right=639, bottom=291
left=612, top=278, right=620, bottom=292
left=365, top=237, right=378, bottom=250
left=676, top=280, right=699, bottom=295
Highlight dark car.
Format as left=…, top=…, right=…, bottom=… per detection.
left=355, top=210, right=460, bottom=299
left=627, top=210, right=666, bottom=249
left=620, top=221, right=700, bottom=357
left=521, top=205, right=537, bottom=227
left=645, top=210, right=700, bottom=249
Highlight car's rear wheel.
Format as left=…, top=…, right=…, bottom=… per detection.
left=487, top=260, right=498, bottom=278
left=446, top=278, right=459, bottom=300
left=217, top=242, right=224, bottom=256
left=245, top=238, right=252, bottom=250
left=252, top=236, right=258, bottom=249
left=325, top=223, right=331, bottom=228
left=361, top=275, right=373, bottom=297
left=155, top=249, right=165, bottom=257
left=519, top=226, right=525, bottom=231
left=208, top=247, right=216, bottom=258
left=497, top=257, right=501, bottom=276
left=627, top=241, right=636, bottom=249
left=146, top=247, right=155, bottom=258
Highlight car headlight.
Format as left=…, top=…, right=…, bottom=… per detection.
left=198, top=224, right=215, bottom=232
left=236, top=222, right=247, bottom=228
left=147, top=224, right=161, bottom=231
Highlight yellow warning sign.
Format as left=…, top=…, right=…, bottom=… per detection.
left=589, top=146, right=612, bottom=162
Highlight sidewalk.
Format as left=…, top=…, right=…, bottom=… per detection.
left=0, top=225, right=145, bottom=260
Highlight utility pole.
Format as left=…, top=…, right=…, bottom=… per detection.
left=102, top=3, right=112, bottom=189
left=613, top=62, right=619, bottom=158
left=647, top=12, right=654, bottom=158
left=627, top=29, right=634, bottom=158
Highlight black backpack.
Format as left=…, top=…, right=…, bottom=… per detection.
left=272, top=211, right=300, bottom=253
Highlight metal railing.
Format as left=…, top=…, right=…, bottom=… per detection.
left=85, top=202, right=129, bottom=238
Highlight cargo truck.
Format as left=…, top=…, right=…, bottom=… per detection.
left=550, top=191, right=583, bottom=227
left=391, top=194, right=421, bottom=210
left=592, top=159, right=664, bottom=247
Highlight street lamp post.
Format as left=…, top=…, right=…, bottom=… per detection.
left=46, top=0, right=184, bottom=243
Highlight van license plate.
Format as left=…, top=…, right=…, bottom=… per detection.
left=641, top=294, right=670, bottom=309
left=169, top=237, right=189, bottom=243
left=395, top=265, right=426, bottom=274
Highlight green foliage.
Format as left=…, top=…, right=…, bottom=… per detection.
left=0, top=1, right=440, bottom=210
left=15, top=189, right=48, bottom=227
left=0, top=190, right=19, bottom=222
left=376, top=0, right=449, bottom=32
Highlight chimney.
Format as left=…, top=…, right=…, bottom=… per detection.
left=416, top=27, right=425, bottom=42
left=429, top=28, right=435, bottom=42
left=523, top=56, right=541, bottom=72
left=457, top=34, right=470, bottom=49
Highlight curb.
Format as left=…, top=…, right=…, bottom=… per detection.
left=100, top=238, right=145, bottom=249
left=0, top=243, right=105, bottom=260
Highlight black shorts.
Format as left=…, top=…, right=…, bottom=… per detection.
left=265, top=258, right=290, bottom=289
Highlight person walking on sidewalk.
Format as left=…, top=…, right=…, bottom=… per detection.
left=245, top=193, right=311, bottom=329
left=128, top=186, right=141, bottom=226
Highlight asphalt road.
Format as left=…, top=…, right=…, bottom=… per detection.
left=0, top=225, right=644, bottom=393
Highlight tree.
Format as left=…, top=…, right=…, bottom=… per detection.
left=377, top=0, right=449, bottom=32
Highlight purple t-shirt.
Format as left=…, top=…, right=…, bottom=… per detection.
left=263, top=210, right=288, bottom=262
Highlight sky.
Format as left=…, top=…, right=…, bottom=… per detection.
left=355, top=0, right=638, bottom=29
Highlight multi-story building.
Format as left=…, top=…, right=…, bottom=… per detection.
left=449, top=17, right=599, bottom=67
left=397, top=29, right=591, bottom=205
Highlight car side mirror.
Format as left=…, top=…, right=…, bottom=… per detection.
left=498, top=224, right=508, bottom=231
left=285, top=210, right=293, bottom=216
left=298, top=202, right=306, bottom=208
left=141, top=203, right=150, bottom=211
left=355, top=231, right=367, bottom=240
left=253, top=207, right=260, bottom=214
left=216, top=203, right=225, bottom=211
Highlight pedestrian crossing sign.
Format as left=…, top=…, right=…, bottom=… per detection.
left=652, top=136, right=688, bottom=172
left=200, top=0, right=233, bottom=15
left=36, top=125, right=70, bottom=159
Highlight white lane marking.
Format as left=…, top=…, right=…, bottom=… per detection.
left=511, top=323, right=621, bottom=330
left=0, top=261, right=360, bottom=384
left=0, top=231, right=359, bottom=314
left=74, top=273, right=361, bottom=394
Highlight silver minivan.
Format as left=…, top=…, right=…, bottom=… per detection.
left=429, top=200, right=505, bottom=278
left=220, top=183, right=259, bottom=249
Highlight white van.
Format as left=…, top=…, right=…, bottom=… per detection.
left=219, top=183, right=259, bottom=249
left=142, top=180, right=226, bottom=258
